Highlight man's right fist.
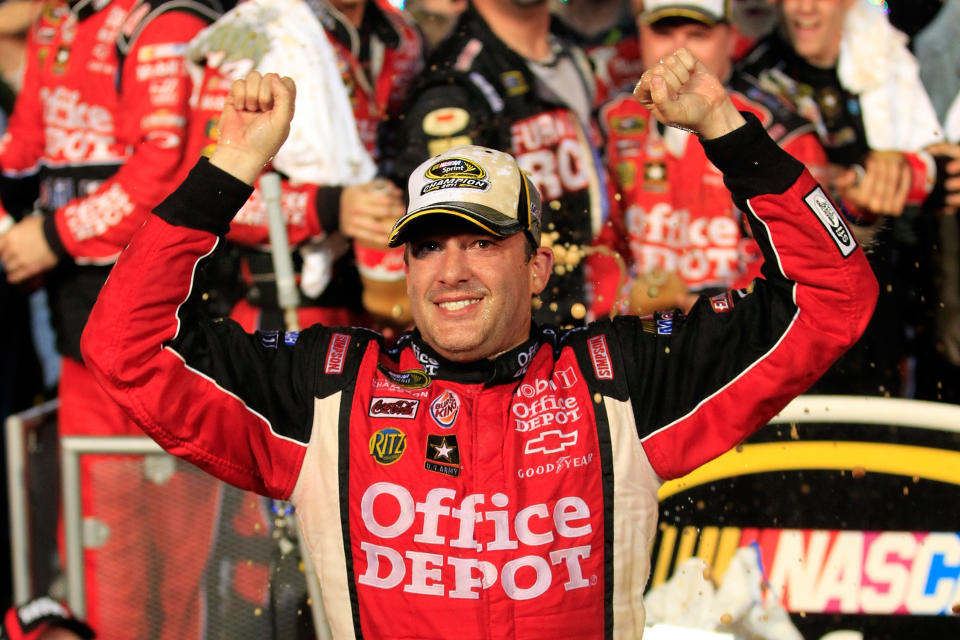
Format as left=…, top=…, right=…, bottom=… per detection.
left=210, top=72, right=297, bottom=185
left=633, top=47, right=745, bottom=140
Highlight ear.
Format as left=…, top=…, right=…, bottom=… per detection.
left=529, top=246, right=555, bottom=296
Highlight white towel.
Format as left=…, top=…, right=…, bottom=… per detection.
left=946, top=92, right=960, bottom=143
left=187, top=0, right=377, bottom=185
left=837, top=0, right=944, bottom=151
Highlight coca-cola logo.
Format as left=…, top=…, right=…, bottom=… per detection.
left=369, top=397, right=420, bottom=419
left=430, top=390, right=460, bottom=428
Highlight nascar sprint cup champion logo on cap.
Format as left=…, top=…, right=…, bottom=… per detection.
left=421, top=157, right=490, bottom=194
left=388, top=145, right=543, bottom=248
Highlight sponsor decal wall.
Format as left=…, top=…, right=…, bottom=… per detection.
left=652, top=408, right=960, bottom=639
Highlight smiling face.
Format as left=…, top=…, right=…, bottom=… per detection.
left=779, top=0, right=853, bottom=68
left=639, top=17, right=735, bottom=81
left=404, top=224, right=553, bottom=362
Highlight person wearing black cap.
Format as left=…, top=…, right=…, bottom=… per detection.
left=80, top=56, right=876, bottom=638
left=593, top=0, right=829, bottom=316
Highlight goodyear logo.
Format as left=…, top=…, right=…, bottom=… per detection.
left=369, top=427, right=407, bottom=465
left=379, top=366, right=432, bottom=390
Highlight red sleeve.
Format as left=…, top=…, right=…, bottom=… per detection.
left=637, top=119, right=877, bottom=479
left=50, top=11, right=208, bottom=262
left=81, top=160, right=312, bottom=498
left=227, top=178, right=329, bottom=248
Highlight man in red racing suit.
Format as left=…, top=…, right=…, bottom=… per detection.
left=0, top=0, right=222, bottom=637
left=81, top=55, right=877, bottom=639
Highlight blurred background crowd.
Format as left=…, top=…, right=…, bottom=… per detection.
left=0, top=0, right=958, bottom=637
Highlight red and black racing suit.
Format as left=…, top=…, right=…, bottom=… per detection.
left=0, top=1, right=221, bottom=637
left=81, top=115, right=877, bottom=639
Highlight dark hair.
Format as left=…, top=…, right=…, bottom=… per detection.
left=402, top=231, right=539, bottom=264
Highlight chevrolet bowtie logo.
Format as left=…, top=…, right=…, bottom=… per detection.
left=524, top=430, right=578, bottom=455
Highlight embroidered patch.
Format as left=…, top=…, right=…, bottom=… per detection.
left=804, top=186, right=856, bottom=257
left=425, top=434, right=461, bottom=477
left=430, top=390, right=460, bottom=428
left=524, top=429, right=578, bottom=455
left=656, top=311, right=675, bottom=334
left=324, top=333, right=350, bottom=374
left=420, top=157, right=490, bottom=194
left=378, top=366, right=433, bottom=390
left=501, top=70, right=528, bottom=96
left=587, top=335, right=613, bottom=380
left=369, top=397, right=420, bottom=419
left=710, top=292, right=733, bottom=314
left=369, top=427, right=407, bottom=465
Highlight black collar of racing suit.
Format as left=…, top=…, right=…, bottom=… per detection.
left=393, top=324, right=557, bottom=386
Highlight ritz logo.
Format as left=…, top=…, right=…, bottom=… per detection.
left=430, top=390, right=460, bottom=428
left=369, top=428, right=407, bottom=465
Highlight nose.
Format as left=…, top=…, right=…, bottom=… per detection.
left=436, top=240, right=472, bottom=286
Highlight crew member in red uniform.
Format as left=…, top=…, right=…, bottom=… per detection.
left=0, top=0, right=221, bottom=637
left=80, top=54, right=876, bottom=638
left=184, top=0, right=423, bottom=332
left=594, top=0, right=828, bottom=316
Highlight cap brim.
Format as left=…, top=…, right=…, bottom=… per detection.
left=387, top=203, right=527, bottom=247
left=640, top=8, right=720, bottom=26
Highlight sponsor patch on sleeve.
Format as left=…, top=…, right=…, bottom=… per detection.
left=804, top=186, right=856, bottom=258
left=324, top=332, right=350, bottom=374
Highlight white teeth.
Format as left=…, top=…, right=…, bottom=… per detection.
left=438, top=299, right=480, bottom=311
